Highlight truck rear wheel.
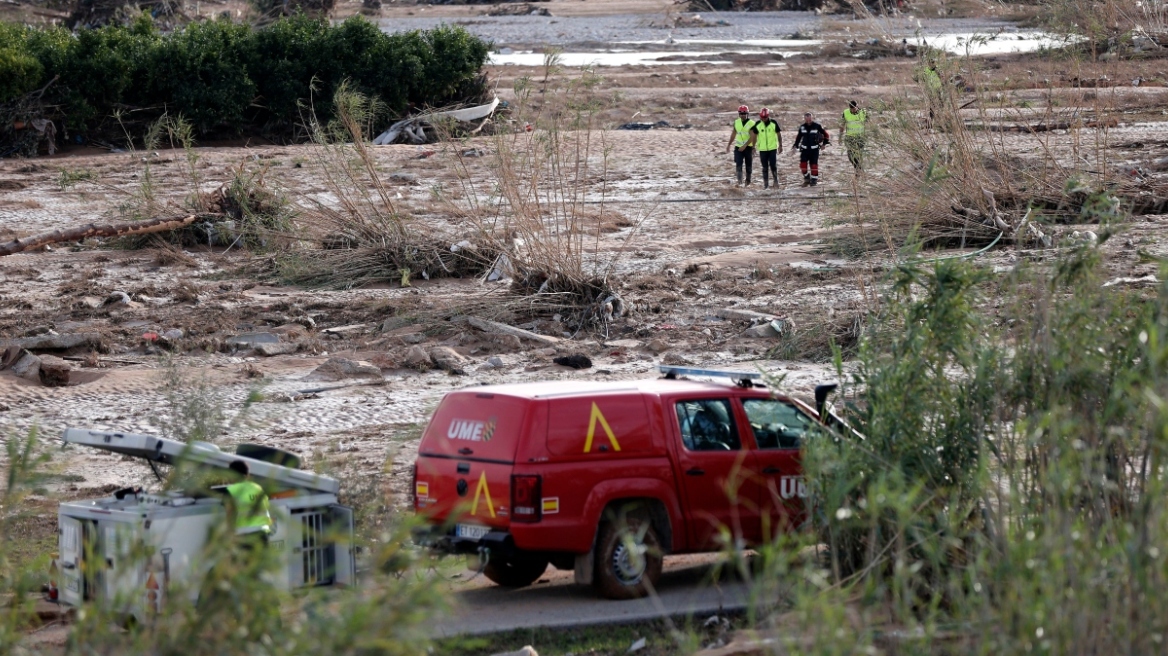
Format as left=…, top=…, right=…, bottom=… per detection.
left=483, top=555, right=549, bottom=588
left=593, top=511, right=663, bottom=599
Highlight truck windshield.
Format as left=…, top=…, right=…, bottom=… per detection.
left=742, top=398, right=816, bottom=449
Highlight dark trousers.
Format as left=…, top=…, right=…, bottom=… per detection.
left=843, top=136, right=865, bottom=170
left=799, top=148, right=820, bottom=180
left=734, top=147, right=753, bottom=183
left=759, top=149, right=778, bottom=186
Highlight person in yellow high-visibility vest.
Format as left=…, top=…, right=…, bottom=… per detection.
left=226, top=460, right=273, bottom=548
left=724, top=104, right=757, bottom=186
left=754, top=107, right=783, bottom=190
left=838, top=100, right=868, bottom=172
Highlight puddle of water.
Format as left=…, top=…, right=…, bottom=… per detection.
left=911, top=31, right=1073, bottom=55
left=619, top=38, right=823, bottom=48
left=489, top=51, right=734, bottom=66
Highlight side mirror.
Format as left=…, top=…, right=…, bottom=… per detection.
left=814, top=383, right=838, bottom=421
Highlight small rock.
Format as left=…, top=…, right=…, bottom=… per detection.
left=491, top=334, right=523, bottom=351
left=399, top=332, right=426, bottom=345
left=272, top=323, right=308, bottom=340
left=404, top=345, right=431, bottom=368
left=37, top=354, right=72, bottom=387
left=486, top=356, right=505, bottom=368
left=430, top=346, right=469, bottom=375
left=226, top=332, right=281, bottom=348
left=553, top=354, right=592, bottom=369
left=161, top=328, right=184, bottom=340
left=533, top=347, right=557, bottom=357
left=76, top=296, right=103, bottom=310
left=255, top=342, right=299, bottom=357
left=743, top=323, right=780, bottom=338
left=628, top=637, right=646, bottom=653
left=9, top=350, right=41, bottom=379
left=647, top=338, right=670, bottom=353
left=662, top=352, right=690, bottom=366
left=390, top=172, right=418, bottom=184
left=0, top=401, right=10, bottom=411
left=105, top=291, right=132, bottom=306
left=305, top=356, right=383, bottom=381
left=294, top=315, right=317, bottom=330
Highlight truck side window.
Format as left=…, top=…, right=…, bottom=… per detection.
left=742, top=399, right=816, bottom=449
left=675, top=399, right=740, bottom=451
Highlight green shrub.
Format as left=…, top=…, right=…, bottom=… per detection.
left=0, top=15, right=489, bottom=142
left=781, top=243, right=1168, bottom=652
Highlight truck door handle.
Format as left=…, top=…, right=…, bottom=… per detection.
left=686, top=468, right=705, bottom=476
left=763, top=467, right=781, bottom=474
left=62, top=563, right=77, bottom=570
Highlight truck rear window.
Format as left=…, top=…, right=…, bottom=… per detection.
left=418, top=393, right=530, bottom=462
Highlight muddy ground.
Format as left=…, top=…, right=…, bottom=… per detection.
left=3, top=2, right=1168, bottom=642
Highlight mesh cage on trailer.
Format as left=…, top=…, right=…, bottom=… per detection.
left=294, top=508, right=336, bottom=586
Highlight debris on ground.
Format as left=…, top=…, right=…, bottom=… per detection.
left=372, top=97, right=500, bottom=146
left=429, top=346, right=469, bottom=374
left=618, top=121, right=692, bottom=130
left=553, top=354, right=592, bottom=369
left=305, top=357, right=384, bottom=382
left=468, top=316, right=560, bottom=346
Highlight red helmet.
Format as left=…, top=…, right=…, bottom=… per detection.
left=759, top=108, right=770, bottom=118
left=738, top=105, right=749, bottom=113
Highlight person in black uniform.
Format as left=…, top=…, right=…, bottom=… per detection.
left=792, top=112, right=830, bottom=187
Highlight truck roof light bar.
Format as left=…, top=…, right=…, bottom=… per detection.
left=658, top=365, right=763, bottom=387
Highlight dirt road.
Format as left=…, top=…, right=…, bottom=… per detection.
left=435, top=554, right=751, bottom=637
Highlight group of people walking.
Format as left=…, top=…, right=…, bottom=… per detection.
left=725, top=101, right=868, bottom=188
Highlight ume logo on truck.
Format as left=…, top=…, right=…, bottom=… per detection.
left=780, top=476, right=807, bottom=500
left=447, top=417, right=497, bottom=442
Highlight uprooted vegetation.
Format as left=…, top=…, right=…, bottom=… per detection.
left=267, top=70, right=640, bottom=334
left=836, top=52, right=1168, bottom=253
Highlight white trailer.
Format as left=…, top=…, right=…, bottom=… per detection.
left=56, top=428, right=354, bottom=620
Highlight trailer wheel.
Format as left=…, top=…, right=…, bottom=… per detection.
left=593, top=509, right=663, bottom=600
left=482, top=554, right=549, bottom=588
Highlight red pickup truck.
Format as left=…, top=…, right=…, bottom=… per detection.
left=413, top=366, right=841, bottom=599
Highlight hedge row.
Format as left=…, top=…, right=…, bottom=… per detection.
left=0, top=14, right=490, bottom=140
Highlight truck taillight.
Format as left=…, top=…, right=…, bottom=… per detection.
left=511, top=474, right=542, bottom=523
left=411, top=463, right=418, bottom=508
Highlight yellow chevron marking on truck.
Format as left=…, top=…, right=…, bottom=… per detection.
left=583, top=402, right=621, bottom=453
left=471, top=471, right=496, bottom=518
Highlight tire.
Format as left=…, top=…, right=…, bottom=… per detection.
left=593, top=510, right=664, bottom=600
left=482, top=555, right=549, bottom=588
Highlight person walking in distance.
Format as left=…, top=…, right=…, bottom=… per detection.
left=754, top=107, right=782, bottom=190
left=725, top=105, right=756, bottom=186
left=839, top=100, right=868, bottom=173
left=793, top=112, right=829, bottom=187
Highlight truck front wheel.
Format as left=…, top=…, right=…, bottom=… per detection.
left=593, top=512, right=663, bottom=599
left=483, top=554, right=549, bottom=588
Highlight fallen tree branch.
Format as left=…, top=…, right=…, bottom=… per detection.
left=0, top=214, right=201, bottom=256
left=467, top=316, right=560, bottom=345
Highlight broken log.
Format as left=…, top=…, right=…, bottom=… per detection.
left=0, top=214, right=200, bottom=256
left=37, top=355, right=72, bottom=387
left=966, top=119, right=1118, bottom=133
left=467, top=316, right=560, bottom=346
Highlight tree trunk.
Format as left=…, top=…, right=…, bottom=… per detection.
left=0, top=214, right=201, bottom=257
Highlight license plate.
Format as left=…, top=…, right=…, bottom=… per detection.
left=456, top=523, right=491, bottom=540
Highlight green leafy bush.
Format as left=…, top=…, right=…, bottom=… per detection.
left=0, top=15, right=489, bottom=141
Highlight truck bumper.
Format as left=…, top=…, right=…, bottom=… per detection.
left=411, top=525, right=519, bottom=560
